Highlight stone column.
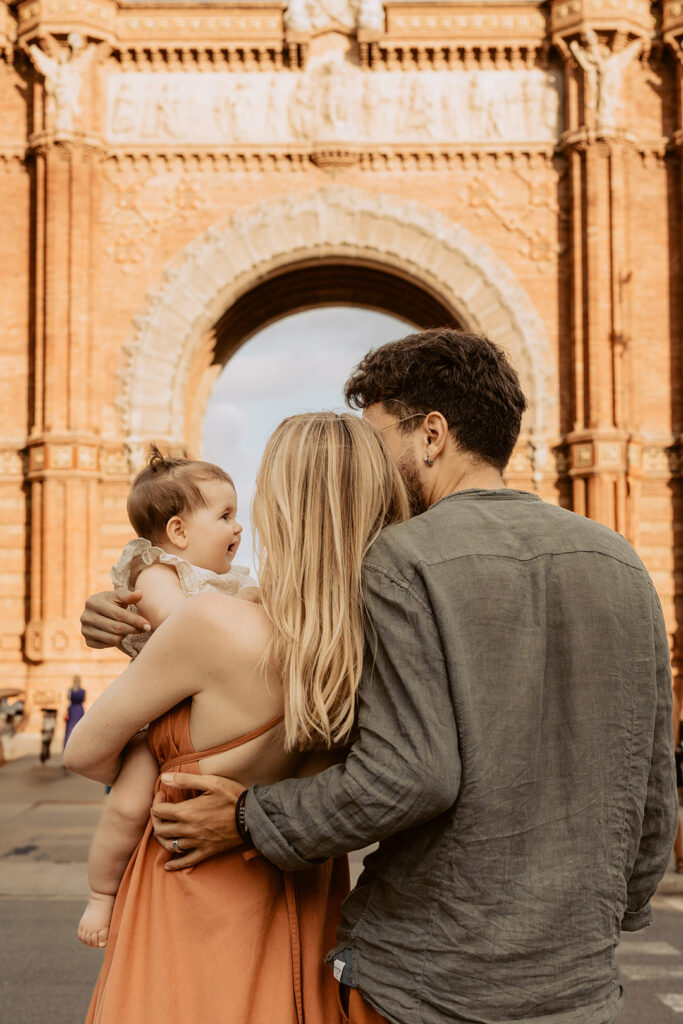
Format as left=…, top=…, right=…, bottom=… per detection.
left=551, top=1, right=651, bottom=537
left=20, top=30, right=113, bottom=731
left=663, top=2, right=683, bottom=683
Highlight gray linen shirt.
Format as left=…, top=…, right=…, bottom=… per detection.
left=246, top=489, right=678, bottom=1024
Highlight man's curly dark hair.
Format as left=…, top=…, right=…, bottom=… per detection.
left=344, top=328, right=527, bottom=471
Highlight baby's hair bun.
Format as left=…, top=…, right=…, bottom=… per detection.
left=147, top=443, right=169, bottom=472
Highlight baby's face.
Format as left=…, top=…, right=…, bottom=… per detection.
left=183, top=479, right=242, bottom=575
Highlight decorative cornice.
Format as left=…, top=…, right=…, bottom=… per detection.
left=101, top=141, right=559, bottom=171
left=16, top=0, right=118, bottom=44
left=384, top=3, right=546, bottom=42
left=550, top=0, right=652, bottom=44
left=5, top=1, right=595, bottom=71
left=561, top=433, right=683, bottom=477
left=363, top=40, right=548, bottom=70
left=13, top=437, right=131, bottom=481
left=111, top=44, right=290, bottom=69
left=26, top=130, right=106, bottom=156
left=555, top=125, right=659, bottom=155
left=0, top=144, right=27, bottom=170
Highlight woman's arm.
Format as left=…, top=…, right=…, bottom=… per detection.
left=64, top=595, right=228, bottom=784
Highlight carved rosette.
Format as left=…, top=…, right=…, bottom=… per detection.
left=24, top=620, right=89, bottom=663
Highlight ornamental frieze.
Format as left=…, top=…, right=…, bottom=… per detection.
left=106, top=60, right=562, bottom=148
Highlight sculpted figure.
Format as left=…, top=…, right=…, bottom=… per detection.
left=142, top=82, right=182, bottom=140
left=284, top=0, right=312, bottom=33
left=401, top=78, right=438, bottom=139
left=357, top=0, right=384, bottom=32
left=288, top=76, right=316, bottom=141
left=318, top=61, right=353, bottom=130
left=570, top=29, right=643, bottom=129
left=468, top=75, right=503, bottom=140
left=110, top=80, right=138, bottom=137
left=27, top=32, right=94, bottom=134
left=541, top=71, right=561, bottom=136
left=441, top=87, right=461, bottom=140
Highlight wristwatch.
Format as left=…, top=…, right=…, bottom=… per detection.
left=235, top=789, right=253, bottom=846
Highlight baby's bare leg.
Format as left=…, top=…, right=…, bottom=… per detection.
left=78, top=736, right=158, bottom=948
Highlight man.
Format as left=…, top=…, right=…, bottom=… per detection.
left=81, top=329, right=678, bottom=1024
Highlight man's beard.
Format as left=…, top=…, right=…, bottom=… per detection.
left=398, top=451, right=428, bottom=518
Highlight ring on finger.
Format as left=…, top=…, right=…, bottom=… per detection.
left=171, top=838, right=184, bottom=854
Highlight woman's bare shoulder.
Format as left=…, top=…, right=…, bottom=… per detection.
left=162, top=591, right=270, bottom=662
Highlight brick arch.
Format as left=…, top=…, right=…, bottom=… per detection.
left=119, top=186, right=554, bottom=457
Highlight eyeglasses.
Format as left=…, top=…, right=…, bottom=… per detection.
left=376, top=413, right=424, bottom=433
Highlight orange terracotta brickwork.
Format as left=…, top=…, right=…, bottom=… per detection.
left=1, top=0, right=682, bottom=735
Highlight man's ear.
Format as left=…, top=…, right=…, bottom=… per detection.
left=423, top=411, right=450, bottom=459
left=165, top=515, right=188, bottom=550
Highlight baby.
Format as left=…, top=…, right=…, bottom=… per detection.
left=76, top=446, right=257, bottom=948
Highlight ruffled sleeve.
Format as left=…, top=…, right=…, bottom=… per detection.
left=229, top=564, right=258, bottom=591
left=110, top=538, right=177, bottom=590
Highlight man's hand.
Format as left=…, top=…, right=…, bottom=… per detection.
left=80, top=588, right=150, bottom=649
left=151, top=774, right=245, bottom=870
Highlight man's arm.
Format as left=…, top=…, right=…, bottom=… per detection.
left=622, top=584, right=679, bottom=931
left=80, top=588, right=150, bottom=649
left=153, top=558, right=462, bottom=870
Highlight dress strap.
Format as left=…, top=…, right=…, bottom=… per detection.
left=160, top=710, right=286, bottom=774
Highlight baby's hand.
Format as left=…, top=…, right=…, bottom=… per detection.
left=235, top=586, right=260, bottom=604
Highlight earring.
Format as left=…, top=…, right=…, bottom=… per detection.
left=424, top=454, right=434, bottom=467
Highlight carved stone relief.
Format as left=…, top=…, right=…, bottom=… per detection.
left=106, top=61, right=562, bottom=148
left=460, top=156, right=565, bottom=267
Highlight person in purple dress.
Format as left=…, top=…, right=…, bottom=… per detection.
left=63, top=677, right=86, bottom=749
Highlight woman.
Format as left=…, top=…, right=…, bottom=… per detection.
left=65, top=412, right=407, bottom=1024
left=63, top=676, right=86, bottom=749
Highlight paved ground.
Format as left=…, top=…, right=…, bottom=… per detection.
left=2, top=753, right=683, bottom=1023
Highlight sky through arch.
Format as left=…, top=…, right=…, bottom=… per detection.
left=202, top=305, right=411, bottom=572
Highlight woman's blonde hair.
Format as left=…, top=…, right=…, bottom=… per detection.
left=252, top=412, right=408, bottom=751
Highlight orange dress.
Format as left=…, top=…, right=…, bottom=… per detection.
left=85, top=700, right=349, bottom=1024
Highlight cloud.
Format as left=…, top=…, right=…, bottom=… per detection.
left=203, top=306, right=409, bottom=570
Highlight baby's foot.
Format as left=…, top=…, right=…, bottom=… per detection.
left=78, top=892, right=115, bottom=948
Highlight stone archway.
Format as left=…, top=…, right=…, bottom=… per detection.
left=119, top=186, right=555, bottom=458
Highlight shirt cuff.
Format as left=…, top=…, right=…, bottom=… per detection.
left=621, top=902, right=653, bottom=932
left=245, top=784, right=327, bottom=871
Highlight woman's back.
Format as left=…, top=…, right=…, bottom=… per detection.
left=174, top=592, right=333, bottom=785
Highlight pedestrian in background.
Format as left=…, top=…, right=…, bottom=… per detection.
left=63, top=677, right=86, bottom=750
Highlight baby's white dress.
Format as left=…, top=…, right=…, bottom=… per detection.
left=111, top=537, right=257, bottom=658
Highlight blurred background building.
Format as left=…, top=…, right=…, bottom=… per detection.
left=0, top=0, right=681, bottom=741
